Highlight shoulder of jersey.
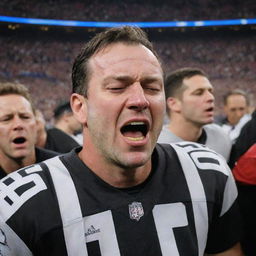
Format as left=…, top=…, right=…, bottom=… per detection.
left=204, top=123, right=230, bottom=137
left=160, top=140, right=216, bottom=155
left=170, top=141, right=210, bottom=151
left=0, top=157, right=59, bottom=221
left=169, top=141, right=231, bottom=175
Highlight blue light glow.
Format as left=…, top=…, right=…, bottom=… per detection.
left=0, top=15, right=255, bottom=28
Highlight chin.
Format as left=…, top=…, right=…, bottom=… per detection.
left=13, top=150, right=31, bottom=160
left=118, top=152, right=150, bottom=169
left=203, top=118, right=214, bottom=124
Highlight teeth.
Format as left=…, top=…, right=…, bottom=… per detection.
left=127, top=136, right=144, bottom=141
left=129, top=122, right=145, bottom=125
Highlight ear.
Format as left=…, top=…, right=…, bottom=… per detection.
left=166, top=97, right=182, bottom=113
left=70, top=93, right=87, bottom=125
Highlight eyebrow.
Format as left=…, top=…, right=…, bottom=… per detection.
left=103, top=75, right=162, bottom=84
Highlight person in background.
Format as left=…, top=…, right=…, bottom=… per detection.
left=0, top=82, right=58, bottom=179
left=35, top=103, right=81, bottom=153
left=228, top=108, right=256, bottom=256
left=158, top=67, right=232, bottom=161
left=52, top=101, right=82, bottom=144
left=219, top=89, right=251, bottom=144
left=0, top=26, right=243, bottom=255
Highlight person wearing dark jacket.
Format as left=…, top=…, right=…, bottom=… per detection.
left=229, top=110, right=256, bottom=168
left=229, top=109, right=256, bottom=256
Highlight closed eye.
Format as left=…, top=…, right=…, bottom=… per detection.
left=145, top=87, right=160, bottom=92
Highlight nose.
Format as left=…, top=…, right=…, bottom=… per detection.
left=126, top=83, right=150, bottom=111
left=206, top=90, right=214, bottom=102
left=12, top=116, right=24, bottom=130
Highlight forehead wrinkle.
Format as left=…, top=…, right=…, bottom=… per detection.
left=91, top=54, right=161, bottom=71
left=90, top=44, right=161, bottom=70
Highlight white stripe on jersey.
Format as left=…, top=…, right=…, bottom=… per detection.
left=45, top=157, right=88, bottom=256
left=220, top=161, right=238, bottom=217
left=0, top=215, right=33, bottom=256
left=171, top=143, right=208, bottom=256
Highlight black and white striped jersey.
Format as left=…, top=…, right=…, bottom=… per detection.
left=0, top=142, right=242, bottom=256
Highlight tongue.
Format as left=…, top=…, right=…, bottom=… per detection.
left=123, top=131, right=143, bottom=138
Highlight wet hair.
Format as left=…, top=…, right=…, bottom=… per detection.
left=72, top=26, right=159, bottom=97
left=0, top=82, right=35, bottom=113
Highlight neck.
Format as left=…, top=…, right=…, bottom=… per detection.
left=168, top=116, right=203, bottom=142
left=0, top=150, right=36, bottom=174
left=79, top=138, right=152, bottom=188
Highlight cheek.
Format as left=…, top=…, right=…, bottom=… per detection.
left=28, top=122, right=38, bottom=136
left=87, top=103, right=112, bottom=128
left=0, top=126, right=9, bottom=136
left=151, top=95, right=166, bottom=111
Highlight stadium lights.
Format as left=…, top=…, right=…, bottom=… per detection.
left=0, top=15, right=256, bottom=28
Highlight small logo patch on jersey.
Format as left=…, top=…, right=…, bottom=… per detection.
left=84, top=225, right=100, bottom=237
left=129, top=202, right=144, bottom=221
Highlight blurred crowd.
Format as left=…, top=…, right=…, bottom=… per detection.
left=0, top=0, right=255, bottom=121
left=0, top=13, right=256, bottom=252
left=0, top=0, right=255, bottom=21
left=0, top=27, right=255, bottom=121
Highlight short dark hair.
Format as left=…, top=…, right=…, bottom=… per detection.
left=223, top=89, right=249, bottom=106
left=164, top=67, right=207, bottom=100
left=54, top=101, right=72, bottom=120
left=72, top=26, right=159, bottom=97
left=0, top=82, right=35, bottom=113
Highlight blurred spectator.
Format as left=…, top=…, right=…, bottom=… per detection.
left=35, top=108, right=80, bottom=153
left=218, top=89, right=251, bottom=143
left=53, top=101, right=82, bottom=144
left=0, top=3, right=255, bottom=120
left=229, top=109, right=256, bottom=168
left=158, top=67, right=232, bottom=161
left=0, top=82, right=58, bottom=178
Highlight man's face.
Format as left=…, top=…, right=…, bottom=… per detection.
left=0, top=94, right=37, bottom=160
left=178, top=75, right=215, bottom=126
left=224, top=94, right=248, bottom=125
left=81, top=43, right=165, bottom=168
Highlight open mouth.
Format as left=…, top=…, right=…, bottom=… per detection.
left=13, top=137, right=26, bottom=144
left=206, top=107, right=214, bottom=112
left=121, top=121, right=149, bottom=141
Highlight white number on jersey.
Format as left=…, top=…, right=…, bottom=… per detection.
left=153, top=203, right=188, bottom=255
left=0, top=165, right=47, bottom=221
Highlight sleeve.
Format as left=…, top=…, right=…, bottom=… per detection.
left=205, top=164, right=243, bottom=254
left=0, top=164, right=48, bottom=255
